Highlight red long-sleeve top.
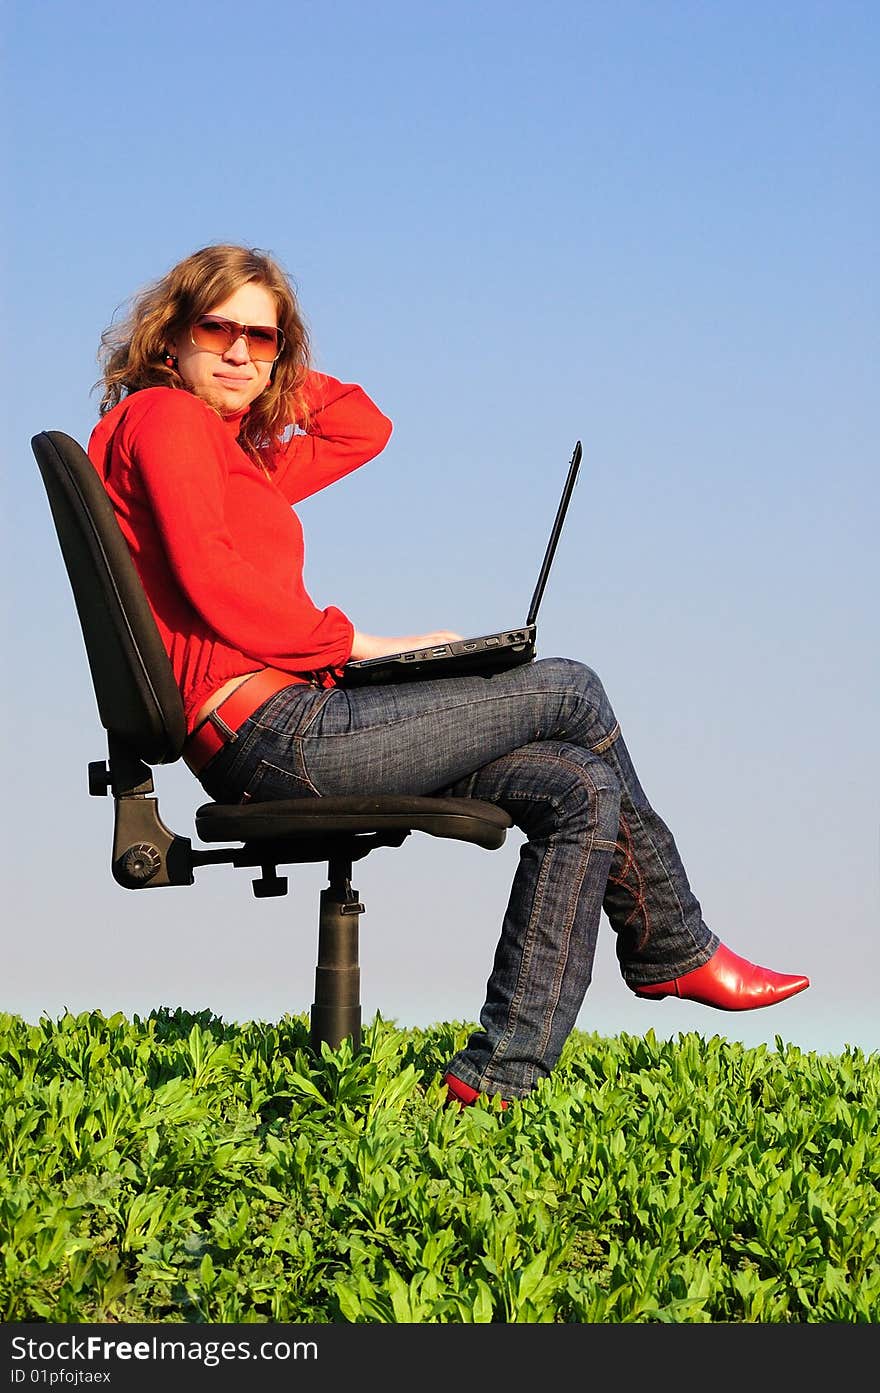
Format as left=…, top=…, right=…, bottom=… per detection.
left=87, top=373, right=392, bottom=731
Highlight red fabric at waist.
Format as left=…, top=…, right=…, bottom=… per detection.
left=182, top=667, right=318, bottom=776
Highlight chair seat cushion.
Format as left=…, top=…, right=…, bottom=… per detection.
left=195, top=794, right=513, bottom=851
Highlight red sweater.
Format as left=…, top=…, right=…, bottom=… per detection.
left=87, top=374, right=392, bottom=731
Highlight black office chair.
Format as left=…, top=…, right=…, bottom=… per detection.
left=31, top=429, right=513, bottom=1052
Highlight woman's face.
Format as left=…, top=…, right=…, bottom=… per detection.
left=169, top=281, right=280, bottom=417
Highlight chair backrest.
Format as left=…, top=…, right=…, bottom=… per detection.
left=31, top=429, right=186, bottom=765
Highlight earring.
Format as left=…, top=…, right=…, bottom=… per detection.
left=164, top=352, right=178, bottom=369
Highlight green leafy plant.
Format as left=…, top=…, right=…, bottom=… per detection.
left=1, top=1009, right=877, bottom=1323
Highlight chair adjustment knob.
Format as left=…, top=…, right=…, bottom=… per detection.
left=118, top=843, right=162, bottom=886
left=88, top=760, right=112, bottom=796
left=253, top=867, right=288, bottom=897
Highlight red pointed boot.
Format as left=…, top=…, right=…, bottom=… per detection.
left=443, top=1072, right=509, bottom=1110
left=633, top=942, right=810, bottom=1011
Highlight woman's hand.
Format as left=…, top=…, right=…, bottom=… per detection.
left=350, top=629, right=463, bottom=661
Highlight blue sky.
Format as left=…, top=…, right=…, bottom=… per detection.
left=3, top=1, right=877, bottom=1057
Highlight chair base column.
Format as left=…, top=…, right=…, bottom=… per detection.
left=310, top=858, right=363, bottom=1053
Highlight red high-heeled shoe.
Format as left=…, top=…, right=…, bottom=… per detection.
left=633, top=943, right=810, bottom=1011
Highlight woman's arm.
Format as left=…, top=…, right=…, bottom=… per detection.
left=349, top=629, right=463, bottom=661
left=271, top=371, right=393, bottom=504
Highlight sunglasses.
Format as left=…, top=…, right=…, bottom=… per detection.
left=190, top=315, right=285, bottom=362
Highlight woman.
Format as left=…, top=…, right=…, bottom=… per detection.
left=89, top=243, right=809, bottom=1105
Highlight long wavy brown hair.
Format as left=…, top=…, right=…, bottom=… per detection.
left=96, top=244, right=312, bottom=458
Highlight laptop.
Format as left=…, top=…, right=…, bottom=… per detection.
left=340, top=439, right=582, bottom=687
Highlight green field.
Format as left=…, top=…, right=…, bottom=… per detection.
left=2, top=1009, right=877, bottom=1323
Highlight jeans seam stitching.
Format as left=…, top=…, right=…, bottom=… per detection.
left=604, top=745, right=700, bottom=953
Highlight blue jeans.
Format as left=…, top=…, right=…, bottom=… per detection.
left=197, top=658, right=718, bottom=1098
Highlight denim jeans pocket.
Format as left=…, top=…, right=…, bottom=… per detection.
left=241, top=748, right=322, bottom=802
left=250, top=685, right=337, bottom=739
